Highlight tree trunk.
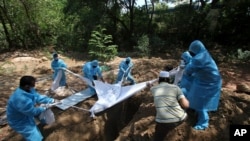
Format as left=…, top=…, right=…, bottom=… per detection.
left=0, top=6, right=12, bottom=48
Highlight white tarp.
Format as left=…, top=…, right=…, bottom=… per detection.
left=51, top=69, right=63, bottom=91
left=89, top=79, right=158, bottom=116
left=53, top=68, right=158, bottom=116
left=51, top=68, right=95, bottom=110
left=56, top=88, right=95, bottom=110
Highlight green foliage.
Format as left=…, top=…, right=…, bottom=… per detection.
left=1, top=0, right=248, bottom=56
left=225, top=48, right=250, bottom=63
left=237, top=49, right=250, bottom=60
left=0, top=0, right=67, bottom=50
left=88, top=26, right=118, bottom=62
left=61, top=0, right=108, bottom=51
left=100, top=65, right=111, bottom=72
left=135, top=34, right=150, bottom=57
left=150, top=35, right=165, bottom=54
left=215, top=0, right=250, bottom=46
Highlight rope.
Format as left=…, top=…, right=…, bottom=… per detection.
left=70, top=105, right=90, bottom=113
left=57, top=102, right=90, bottom=113
left=59, top=67, right=94, bottom=88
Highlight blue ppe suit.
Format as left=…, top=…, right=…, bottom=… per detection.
left=7, top=88, right=54, bottom=141
left=51, top=59, right=67, bottom=86
left=179, top=51, right=193, bottom=96
left=82, top=60, right=102, bottom=93
left=185, top=40, right=222, bottom=130
left=115, top=57, right=136, bottom=84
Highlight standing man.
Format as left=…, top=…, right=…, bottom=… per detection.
left=115, top=57, right=136, bottom=85
left=149, top=71, right=189, bottom=141
left=185, top=40, right=222, bottom=130
left=51, top=53, right=67, bottom=87
left=82, top=60, right=104, bottom=93
left=6, top=76, right=58, bottom=141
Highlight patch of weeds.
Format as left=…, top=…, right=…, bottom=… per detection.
left=237, top=49, right=250, bottom=60
left=22, top=64, right=28, bottom=73
left=134, top=34, right=150, bottom=58
left=100, top=65, right=111, bottom=72
left=42, top=47, right=54, bottom=60
left=226, top=49, right=250, bottom=63
left=0, top=61, right=16, bottom=75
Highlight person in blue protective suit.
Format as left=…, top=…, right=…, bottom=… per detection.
left=179, top=51, right=193, bottom=97
left=82, top=60, right=105, bottom=93
left=185, top=40, right=222, bottom=130
left=6, top=76, right=59, bottom=141
left=51, top=53, right=67, bottom=86
left=115, top=57, right=136, bottom=85
left=169, top=51, right=192, bottom=87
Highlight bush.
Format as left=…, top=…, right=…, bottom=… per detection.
left=237, top=49, right=250, bottom=60
left=88, top=26, right=118, bottom=62
left=135, top=34, right=150, bottom=57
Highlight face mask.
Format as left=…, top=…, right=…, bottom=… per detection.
left=30, top=87, right=36, bottom=93
left=125, top=61, right=129, bottom=64
left=54, top=57, right=58, bottom=61
left=23, top=86, right=34, bottom=93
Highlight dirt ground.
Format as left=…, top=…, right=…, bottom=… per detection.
left=0, top=50, right=250, bottom=141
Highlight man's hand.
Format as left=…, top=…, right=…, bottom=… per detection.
left=40, top=104, right=51, bottom=109
left=146, top=82, right=152, bottom=87
left=144, top=82, right=152, bottom=91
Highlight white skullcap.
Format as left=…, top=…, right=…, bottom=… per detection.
left=159, top=71, right=169, bottom=78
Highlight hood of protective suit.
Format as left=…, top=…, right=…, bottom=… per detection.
left=189, top=40, right=207, bottom=55
left=181, top=51, right=192, bottom=64
left=126, top=57, right=131, bottom=62
left=91, top=60, right=99, bottom=67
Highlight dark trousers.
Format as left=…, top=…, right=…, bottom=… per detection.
left=154, top=119, right=186, bottom=141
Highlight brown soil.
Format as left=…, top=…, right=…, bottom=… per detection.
left=0, top=50, right=250, bottom=141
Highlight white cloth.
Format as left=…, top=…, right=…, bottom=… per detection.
left=169, top=66, right=184, bottom=85
left=38, top=109, right=55, bottom=125
left=51, top=69, right=63, bottom=91
left=89, top=79, right=158, bottom=116
left=52, top=68, right=158, bottom=117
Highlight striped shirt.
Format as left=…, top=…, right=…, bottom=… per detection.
left=150, top=82, right=187, bottom=123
